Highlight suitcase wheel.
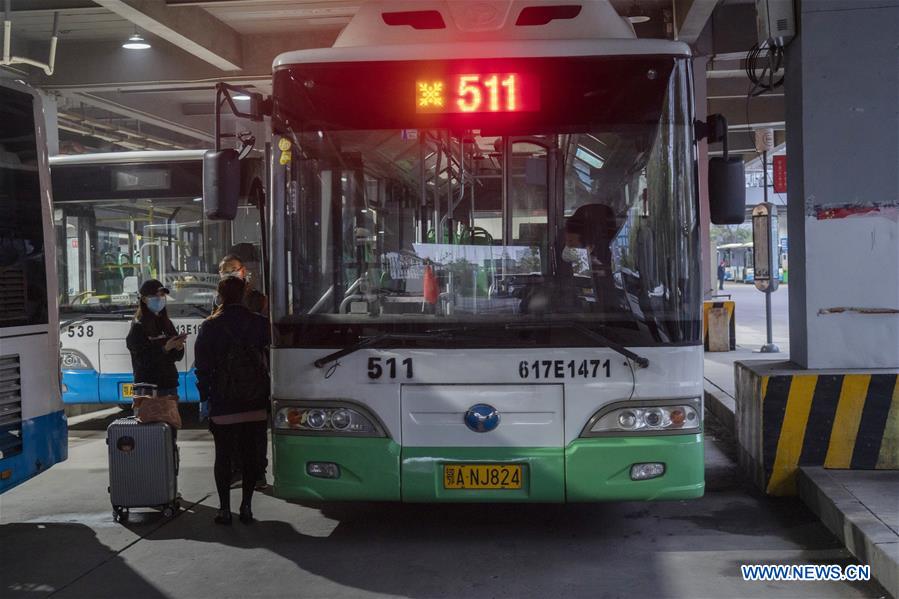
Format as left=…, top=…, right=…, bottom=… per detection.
left=113, top=506, right=129, bottom=522
left=162, top=506, right=175, bottom=518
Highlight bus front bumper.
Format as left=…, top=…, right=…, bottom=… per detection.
left=61, top=370, right=201, bottom=403
left=272, top=433, right=704, bottom=502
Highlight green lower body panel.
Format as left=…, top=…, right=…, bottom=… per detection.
left=273, top=433, right=703, bottom=503
left=273, top=435, right=401, bottom=501
left=566, top=433, right=705, bottom=501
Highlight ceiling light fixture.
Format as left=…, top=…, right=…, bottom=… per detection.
left=626, top=1, right=650, bottom=24
left=122, top=29, right=150, bottom=50
left=233, top=94, right=251, bottom=101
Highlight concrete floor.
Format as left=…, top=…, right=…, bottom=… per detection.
left=0, top=412, right=886, bottom=599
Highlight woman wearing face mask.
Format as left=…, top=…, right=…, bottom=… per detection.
left=211, top=253, right=270, bottom=490
left=217, top=252, right=268, bottom=315
left=126, top=279, right=186, bottom=404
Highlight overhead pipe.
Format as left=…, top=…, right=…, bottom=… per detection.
left=2, top=2, right=59, bottom=76
left=57, top=110, right=187, bottom=150
left=3, top=1, right=9, bottom=64
left=56, top=113, right=183, bottom=152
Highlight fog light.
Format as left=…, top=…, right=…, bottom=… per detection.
left=306, top=462, right=340, bottom=479
left=630, top=462, right=665, bottom=480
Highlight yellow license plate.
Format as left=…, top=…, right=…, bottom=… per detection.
left=443, top=464, right=523, bottom=490
left=121, top=383, right=134, bottom=398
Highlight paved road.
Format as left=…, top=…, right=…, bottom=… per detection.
left=0, top=412, right=885, bottom=599
left=716, top=281, right=789, bottom=350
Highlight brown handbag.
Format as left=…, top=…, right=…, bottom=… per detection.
left=133, top=394, right=182, bottom=429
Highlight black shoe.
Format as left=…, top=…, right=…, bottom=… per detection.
left=214, top=510, right=232, bottom=525
left=238, top=506, right=254, bottom=524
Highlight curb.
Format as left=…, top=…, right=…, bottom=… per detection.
left=704, top=366, right=897, bottom=597
left=703, top=382, right=735, bottom=433
left=797, top=466, right=898, bottom=598
left=66, top=406, right=122, bottom=426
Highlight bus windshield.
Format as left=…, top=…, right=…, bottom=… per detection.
left=273, top=57, right=700, bottom=347
left=53, top=159, right=261, bottom=317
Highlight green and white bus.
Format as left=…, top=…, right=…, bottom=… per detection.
left=209, top=0, right=742, bottom=502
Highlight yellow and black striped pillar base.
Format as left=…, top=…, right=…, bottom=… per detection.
left=735, top=362, right=899, bottom=496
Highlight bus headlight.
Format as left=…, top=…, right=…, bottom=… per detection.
left=273, top=402, right=384, bottom=436
left=60, top=349, right=93, bottom=370
left=582, top=398, right=701, bottom=436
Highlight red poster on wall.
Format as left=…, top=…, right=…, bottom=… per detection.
left=773, top=155, right=787, bottom=193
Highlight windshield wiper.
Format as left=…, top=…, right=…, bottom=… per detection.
left=313, top=332, right=449, bottom=368
left=505, top=321, right=650, bottom=368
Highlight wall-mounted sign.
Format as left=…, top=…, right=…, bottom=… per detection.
left=772, top=155, right=787, bottom=193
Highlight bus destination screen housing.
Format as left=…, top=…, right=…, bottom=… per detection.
left=273, top=56, right=676, bottom=133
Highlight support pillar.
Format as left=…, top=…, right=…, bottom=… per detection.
left=735, top=0, right=899, bottom=497
left=785, top=0, right=899, bottom=369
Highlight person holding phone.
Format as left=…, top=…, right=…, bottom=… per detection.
left=126, top=280, right=185, bottom=405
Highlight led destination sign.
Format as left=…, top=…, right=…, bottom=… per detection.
left=415, top=73, right=539, bottom=114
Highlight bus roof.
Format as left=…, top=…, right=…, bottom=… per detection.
left=49, top=149, right=207, bottom=166
left=274, top=0, right=690, bottom=69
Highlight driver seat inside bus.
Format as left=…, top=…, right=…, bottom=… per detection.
left=520, top=203, right=622, bottom=315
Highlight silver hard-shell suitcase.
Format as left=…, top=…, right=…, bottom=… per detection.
left=107, top=417, right=179, bottom=521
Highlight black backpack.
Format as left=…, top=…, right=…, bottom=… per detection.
left=213, top=321, right=270, bottom=406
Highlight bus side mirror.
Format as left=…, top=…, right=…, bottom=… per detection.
left=203, top=149, right=240, bottom=220
left=709, top=157, right=746, bottom=224
left=699, top=114, right=746, bottom=225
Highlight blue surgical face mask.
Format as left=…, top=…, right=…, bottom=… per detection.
left=146, top=296, right=166, bottom=314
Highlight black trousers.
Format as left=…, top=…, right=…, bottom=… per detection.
left=210, top=420, right=266, bottom=511
left=229, top=420, right=268, bottom=478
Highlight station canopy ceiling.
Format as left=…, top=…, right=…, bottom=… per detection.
left=1, top=0, right=780, bottom=158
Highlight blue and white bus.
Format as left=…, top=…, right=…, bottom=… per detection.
left=0, top=79, right=67, bottom=493
left=51, top=151, right=263, bottom=406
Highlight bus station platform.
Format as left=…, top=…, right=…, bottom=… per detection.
left=702, top=283, right=899, bottom=598
left=1, top=402, right=887, bottom=598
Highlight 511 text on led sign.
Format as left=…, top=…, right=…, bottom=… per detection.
left=416, top=73, right=539, bottom=114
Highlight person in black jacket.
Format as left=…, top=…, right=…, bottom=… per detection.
left=126, top=279, right=185, bottom=401
left=194, top=276, right=270, bottom=525
left=215, top=251, right=270, bottom=490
